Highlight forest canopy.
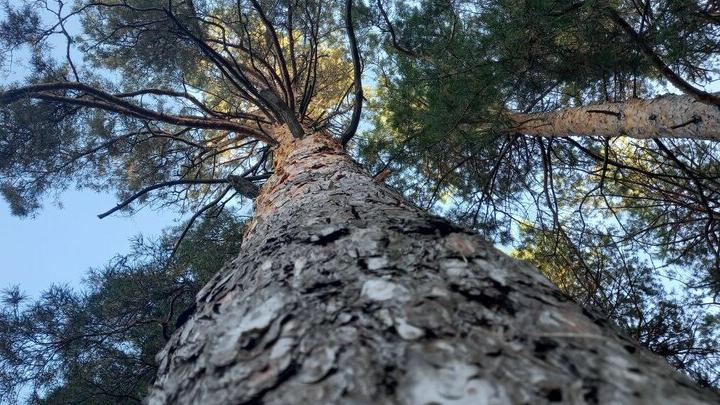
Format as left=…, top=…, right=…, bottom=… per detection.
left=1, top=0, right=720, bottom=401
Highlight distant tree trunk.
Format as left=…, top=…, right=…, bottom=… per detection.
left=512, top=93, right=720, bottom=139
left=147, top=128, right=717, bottom=404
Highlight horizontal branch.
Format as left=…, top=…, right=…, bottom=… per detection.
left=510, top=93, right=720, bottom=140
left=0, top=82, right=277, bottom=144
left=227, top=175, right=260, bottom=198
left=114, top=88, right=270, bottom=123
left=97, top=174, right=270, bottom=219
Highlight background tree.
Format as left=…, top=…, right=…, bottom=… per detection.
left=0, top=212, right=245, bottom=403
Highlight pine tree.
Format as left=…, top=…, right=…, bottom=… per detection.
left=0, top=0, right=718, bottom=403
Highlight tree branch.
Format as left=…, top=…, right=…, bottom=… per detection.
left=376, top=0, right=424, bottom=59
left=0, top=82, right=277, bottom=144
left=340, top=0, right=363, bottom=146
left=227, top=174, right=260, bottom=198
left=249, top=0, right=296, bottom=111
left=170, top=185, right=233, bottom=259
left=164, top=6, right=279, bottom=121
left=97, top=175, right=269, bottom=219
left=259, top=89, right=305, bottom=139
left=607, top=8, right=720, bottom=107
left=115, top=87, right=268, bottom=123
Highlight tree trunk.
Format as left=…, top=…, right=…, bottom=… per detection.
left=511, top=93, right=720, bottom=139
left=147, top=128, right=717, bottom=404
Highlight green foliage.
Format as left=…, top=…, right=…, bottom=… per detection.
left=514, top=223, right=720, bottom=387
left=0, top=3, right=40, bottom=49
left=80, top=0, right=206, bottom=87
left=360, top=0, right=720, bottom=386
left=0, top=212, right=245, bottom=403
left=0, top=98, right=90, bottom=216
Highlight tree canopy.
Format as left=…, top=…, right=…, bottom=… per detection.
left=357, top=0, right=720, bottom=386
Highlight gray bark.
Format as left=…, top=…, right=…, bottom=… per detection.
left=510, top=93, right=720, bottom=140
left=147, top=130, right=718, bottom=404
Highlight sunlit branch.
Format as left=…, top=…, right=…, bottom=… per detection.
left=115, top=88, right=268, bottom=123
left=164, top=6, right=277, bottom=120
left=259, top=89, right=305, bottom=138
left=248, top=0, right=296, bottom=111
left=167, top=5, right=303, bottom=138
left=298, top=3, right=320, bottom=118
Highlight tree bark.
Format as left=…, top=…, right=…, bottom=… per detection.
left=147, top=128, right=717, bottom=404
left=511, top=93, right=720, bottom=140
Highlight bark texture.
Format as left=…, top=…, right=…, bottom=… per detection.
left=147, top=129, right=718, bottom=404
left=512, top=93, right=720, bottom=139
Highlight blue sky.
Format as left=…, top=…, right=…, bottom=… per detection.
left=0, top=191, right=177, bottom=299
left=0, top=5, right=181, bottom=299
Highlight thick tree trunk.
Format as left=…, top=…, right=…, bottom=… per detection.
left=512, top=93, right=720, bottom=139
left=147, top=129, right=717, bottom=404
